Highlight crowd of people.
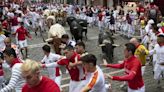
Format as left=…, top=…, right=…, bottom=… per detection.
left=0, top=1, right=163, bottom=92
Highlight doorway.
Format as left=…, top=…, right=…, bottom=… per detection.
left=103, top=0, right=108, bottom=7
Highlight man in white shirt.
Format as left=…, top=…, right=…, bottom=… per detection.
left=149, top=33, right=164, bottom=87
left=142, top=19, right=154, bottom=48
left=0, top=34, right=6, bottom=52
left=41, top=45, right=62, bottom=88
left=80, top=54, right=106, bottom=92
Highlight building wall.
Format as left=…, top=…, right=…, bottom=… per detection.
left=93, top=0, right=101, bottom=6
left=93, top=0, right=113, bottom=7
left=155, top=0, right=164, bottom=16
left=50, top=0, right=114, bottom=6
left=108, top=0, right=114, bottom=7
left=86, top=0, right=91, bottom=5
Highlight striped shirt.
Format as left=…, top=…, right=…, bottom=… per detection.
left=0, top=60, right=25, bottom=92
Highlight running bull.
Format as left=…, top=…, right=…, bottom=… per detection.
left=67, top=17, right=88, bottom=42
left=98, top=31, right=119, bottom=63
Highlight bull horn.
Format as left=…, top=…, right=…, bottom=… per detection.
left=112, top=44, right=120, bottom=47
left=45, top=38, right=53, bottom=42
left=99, top=44, right=105, bottom=47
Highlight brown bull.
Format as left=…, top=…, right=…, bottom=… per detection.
left=47, top=18, right=54, bottom=29
left=56, top=11, right=67, bottom=25
left=47, top=37, right=62, bottom=55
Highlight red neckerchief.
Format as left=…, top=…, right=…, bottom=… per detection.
left=159, top=43, right=164, bottom=47
left=20, top=26, right=25, bottom=30
left=10, top=58, right=21, bottom=68
left=136, top=44, right=140, bottom=49
left=155, top=31, right=160, bottom=35
left=69, top=52, right=79, bottom=63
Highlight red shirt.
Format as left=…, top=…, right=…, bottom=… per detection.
left=22, top=76, right=60, bottom=92
left=10, top=58, right=21, bottom=68
left=98, top=13, right=103, bottom=21
left=2, top=20, right=8, bottom=29
left=0, top=63, right=4, bottom=76
left=161, top=27, right=164, bottom=33
left=106, top=56, right=144, bottom=90
left=57, top=52, right=84, bottom=81
left=11, top=16, right=18, bottom=26
left=140, top=16, right=145, bottom=20
left=56, top=67, right=60, bottom=76
left=16, top=26, right=29, bottom=41
left=139, top=7, right=145, bottom=13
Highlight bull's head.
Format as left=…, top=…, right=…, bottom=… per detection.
left=67, top=16, right=76, bottom=25
left=99, top=39, right=119, bottom=47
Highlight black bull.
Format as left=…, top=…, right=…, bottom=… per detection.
left=98, top=31, right=117, bottom=63
left=67, top=17, right=88, bottom=42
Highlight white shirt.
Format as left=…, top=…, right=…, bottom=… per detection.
left=113, top=10, right=118, bottom=19
left=0, top=35, right=6, bottom=52
left=75, top=14, right=80, bottom=19
left=23, top=16, right=30, bottom=27
left=150, top=30, right=157, bottom=45
left=145, top=24, right=151, bottom=35
left=150, top=44, right=164, bottom=64
left=67, top=40, right=76, bottom=47
left=41, top=53, right=61, bottom=78
left=15, top=10, right=23, bottom=15
left=81, top=66, right=106, bottom=92
left=158, top=28, right=164, bottom=33
left=28, top=12, right=38, bottom=22
left=7, top=12, right=14, bottom=18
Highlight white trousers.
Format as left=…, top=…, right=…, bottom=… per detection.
left=15, top=89, right=21, bottom=92
left=18, top=39, right=28, bottom=48
left=50, top=76, right=61, bottom=89
left=128, top=86, right=145, bottom=92
left=141, top=35, right=150, bottom=48
left=69, top=80, right=83, bottom=92
left=141, top=66, right=146, bottom=76
left=15, top=86, right=24, bottom=92
left=98, top=21, right=104, bottom=32
left=55, top=76, right=61, bottom=89
left=154, top=64, right=164, bottom=80
left=87, top=17, right=93, bottom=24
